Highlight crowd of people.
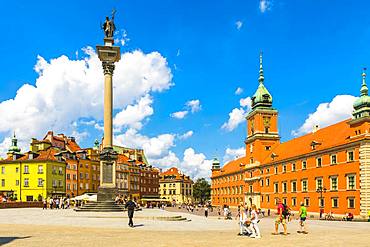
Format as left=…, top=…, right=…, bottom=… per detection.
left=42, top=197, right=70, bottom=210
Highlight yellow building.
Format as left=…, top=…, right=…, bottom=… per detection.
left=159, top=167, right=193, bottom=205
left=0, top=135, right=66, bottom=201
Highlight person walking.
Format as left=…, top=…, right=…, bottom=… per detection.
left=125, top=197, right=136, bottom=227
left=238, top=205, right=251, bottom=236
left=217, top=207, right=221, bottom=219
left=43, top=198, right=47, bottom=210
left=250, top=204, right=261, bottom=238
left=297, top=202, right=308, bottom=234
left=272, top=199, right=288, bottom=235
left=49, top=197, right=54, bottom=209
left=55, top=198, right=60, bottom=209
left=204, top=205, right=208, bottom=218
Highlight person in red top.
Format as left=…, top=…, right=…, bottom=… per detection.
left=272, top=199, right=288, bottom=235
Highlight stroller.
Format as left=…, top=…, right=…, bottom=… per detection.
left=226, top=210, right=232, bottom=220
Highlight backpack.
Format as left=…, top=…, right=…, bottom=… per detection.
left=282, top=204, right=289, bottom=217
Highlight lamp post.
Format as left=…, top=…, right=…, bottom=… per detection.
left=316, top=186, right=327, bottom=218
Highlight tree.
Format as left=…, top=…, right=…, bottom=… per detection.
left=193, top=178, right=211, bottom=203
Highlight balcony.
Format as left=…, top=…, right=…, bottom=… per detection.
left=244, top=176, right=261, bottom=183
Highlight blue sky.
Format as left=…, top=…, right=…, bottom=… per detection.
left=0, top=0, right=369, bottom=178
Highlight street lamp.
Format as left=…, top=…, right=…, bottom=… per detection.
left=316, top=186, right=327, bottom=218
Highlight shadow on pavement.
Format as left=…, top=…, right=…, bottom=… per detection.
left=133, top=224, right=144, bottom=228
left=0, top=236, right=32, bottom=245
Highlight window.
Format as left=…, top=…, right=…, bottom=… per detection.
left=265, top=146, right=271, bottom=151
left=24, top=165, right=29, bottom=174
left=348, top=198, right=355, bottom=208
left=73, top=174, right=77, bottom=180
left=67, top=184, right=70, bottom=190
left=80, top=173, right=83, bottom=179
left=249, top=185, right=253, bottom=193
left=1, top=166, right=5, bottom=174
left=331, top=154, right=337, bottom=165
left=16, top=167, right=19, bottom=173
left=66, top=174, right=70, bottom=180
left=260, top=179, right=264, bottom=187
left=16, top=180, right=19, bottom=186
left=292, top=163, right=296, bottom=171
left=85, top=173, right=89, bottom=179
left=53, top=180, right=57, bottom=187
left=319, top=198, right=325, bottom=208
left=291, top=181, right=297, bottom=192
left=292, top=197, right=297, bottom=207
left=282, top=164, right=287, bottom=173
left=274, top=183, right=279, bottom=193
left=316, top=157, right=322, bottom=167
left=58, top=167, right=63, bottom=175
left=304, top=197, right=310, bottom=207
left=38, top=178, right=43, bottom=187
left=283, top=198, right=287, bottom=205
left=282, top=182, right=287, bottom=193
left=302, top=180, right=308, bottom=192
left=347, top=151, right=354, bottom=162
left=267, top=195, right=270, bottom=202
left=332, top=198, right=338, bottom=208
left=52, top=166, right=56, bottom=174
left=330, top=177, right=338, bottom=191
left=38, top=165, right=43, bottom=174
left=24, top=178, right=29, bottom=187
left=302, top=161, right=307, bottom=170
left=347, top=175, right=355, bottom=190
left=266, top=178, right=270, bottom=186
left=1, top=179, right=5, bottom=187
left=316, top=178, right=323, bottom=190
left=274, top=166, right=278, bottom=174
left=73, top=184, right=77, bottom=190
left=85, top=183, right=89, bottom=190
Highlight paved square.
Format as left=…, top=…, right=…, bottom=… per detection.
left=0, top=208, right=369, bottom=246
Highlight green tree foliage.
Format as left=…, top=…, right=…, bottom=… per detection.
left=193, top=178, right=211, bottom=203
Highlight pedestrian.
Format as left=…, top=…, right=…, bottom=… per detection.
left=61, top=197, right=65, bottom=209
left=55, top=198, right=60, bottom=209
left=49, top=197, right=53, bottom=209
left=238, top=205, right=251, bottom=236
left=66, top=198, right=70, bottom=209
left=319, top=208, right=324, bottom=219
left=43, top=198, right=47, bottom=210
left=250, top=204, right=261, bottom=238
left=218, top=206, right=221, bottom=219
left=272, top=199, right=288, bottom=235
left=235, top=205, right=241, bottom=220
left=297, top=202, right=308, bottom=234
left=125, top=196, right=136, bottom=227
left=204, top=205, right=208, bottom=218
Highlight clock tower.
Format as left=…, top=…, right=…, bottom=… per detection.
left=245, top=53, right=280, bottom=165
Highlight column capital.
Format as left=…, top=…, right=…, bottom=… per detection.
left=102, top=61, right=115, bottom=75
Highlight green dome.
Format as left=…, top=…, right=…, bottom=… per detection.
left=251, top=52, right=273, bottom=109
left=353, top=95, right=370, bottom=109
left=8, top=133, right=21, bottom=153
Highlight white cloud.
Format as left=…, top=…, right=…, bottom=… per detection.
left=259, top=0, right=272, bottom=13
left=222, top=97, right=251, bottom=131
left=291, top=95, right=357, bottom=136
left=186, top=99, right=201, bottom=113
left=180, top=148, right=213, bottom=179
left=223, top=147, right=245, bottom=163
left=235, top=87, right=243, bottom=95
left=176, top=49, right=181, bottom=57
left=170, top=110, right=188, bottom=119
left=113, top=94, right=154, bottom=130
left=235, top=21, right=243, bottom=30
left=178, top=130, right=193, bottom=140
left=114, top=29, right=130, bottom=46
left=79, top=119, right=96, bottom=126
left=0, top=48, right=172, bottom=156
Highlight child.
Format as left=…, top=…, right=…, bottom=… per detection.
left=250, top=204, right=261, bottom=238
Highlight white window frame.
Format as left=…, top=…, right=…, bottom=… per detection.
left=316, top=177, right=323, bottom=190
left=330, top=176, right=338, bottom=191
left=331, top=197, right=339, bottom=208
left=330, top=154, right=337, bottom=164
left=316, top=157, right=322, bottom=167
left=302, top=179, right=308, bottom=192
left=347, top=150, right=354, bottom=162
left=347, top=174, right=356, bottom=190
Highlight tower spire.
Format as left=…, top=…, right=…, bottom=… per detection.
left=258, top=51, right=264, bottom=83
left=361, top=68, right=368, bottom=96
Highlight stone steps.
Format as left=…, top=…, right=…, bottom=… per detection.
left=74, top=201, right=125, bottom=212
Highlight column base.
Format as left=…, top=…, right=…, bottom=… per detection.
left=97, top=187, right=118, bottom=202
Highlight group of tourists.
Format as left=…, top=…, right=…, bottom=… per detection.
left=43, top=197, right=70, bottom=210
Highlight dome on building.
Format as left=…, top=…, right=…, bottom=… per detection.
left=352, top=69, right=370, bottom=119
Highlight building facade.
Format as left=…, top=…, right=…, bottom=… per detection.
left=159, top=167, right=193, bottom=204
left=211, top=54, right=370, bottom=217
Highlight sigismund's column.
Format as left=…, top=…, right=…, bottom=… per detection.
left=96, top=11, right=120, bottom=201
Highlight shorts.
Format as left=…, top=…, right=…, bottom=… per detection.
left=275, top=217, right=287, bottom=225
left=300, top=217, right=306, bottom=222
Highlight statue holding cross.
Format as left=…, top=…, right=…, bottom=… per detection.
left=102, top=9, right=117, bottom=38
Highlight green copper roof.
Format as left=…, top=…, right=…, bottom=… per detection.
left=8, top=132, right=21, bottom=153
left=353, top=69, right=370, bottom=110
left=251, top=52, right=273, bottom=109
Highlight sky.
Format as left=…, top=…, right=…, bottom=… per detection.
left=0, top=0, right=369, bottom=179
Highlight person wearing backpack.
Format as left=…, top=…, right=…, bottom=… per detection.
left=272, top=199, right=288, bottom=235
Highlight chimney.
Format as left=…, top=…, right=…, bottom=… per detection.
left=312, top=124, right=319, bottom=133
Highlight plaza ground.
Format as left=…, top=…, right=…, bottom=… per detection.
left=0, top=208, right=369, bottom=246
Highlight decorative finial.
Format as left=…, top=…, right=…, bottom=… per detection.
left=258, top=51, right=264, bottom=83
left=361, top=67, right=368, bottom=96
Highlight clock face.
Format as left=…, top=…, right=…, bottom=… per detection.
left=263, top=117, right=271, bottom=127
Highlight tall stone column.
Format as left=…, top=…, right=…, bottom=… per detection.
left=96, top=37, right=120, bottom=201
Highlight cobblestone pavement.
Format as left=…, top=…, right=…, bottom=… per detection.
left=0, top=208, right=369, bottom=246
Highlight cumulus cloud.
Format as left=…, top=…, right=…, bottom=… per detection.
left=235, top=87, right=243, bottom=95
left=291, top=95, right=356, bottom=136
left=170, top=110, right=188, bottom=119
left=222, top=97, right=251, bottom=131
left=0, top=47, right=172, bottom=156
left=223, top=147, right=245, bottom=163
left=235, top=21, right=243, bottom=30
left=259, top=0, right=272, bottom=13
left=186, top=99, right=202, bottom=113
left=178, top=130, right=193, bottom=140
left=113, top=94, right=154, bottom=130
left=180, top=148, right=213, bottom=179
